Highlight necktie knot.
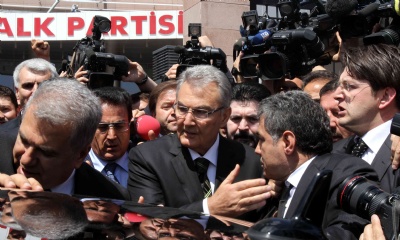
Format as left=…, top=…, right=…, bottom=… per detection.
left=104, top=162, right=119, bottom=183
left=351, top=138, right=369, bottom=158
left=195, top=157, right=209, bottom=176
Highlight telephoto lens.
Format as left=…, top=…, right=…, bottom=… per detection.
left=337, top=175, right=400, bottom=240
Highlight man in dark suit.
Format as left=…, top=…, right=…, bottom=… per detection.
left=256, top=91, right=379, bottom=239
left=0, top=58, right=58, bottom=175
left=0, top=78, right=129, bottom=200
left=128, top=65, right=270, bottom=219
left=331, top=44, right=400, bottom=193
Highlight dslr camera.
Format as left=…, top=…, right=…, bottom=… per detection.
left=338, top=175, right=400, bottom=240
left=67, top=15, right=130, bottom=89
left=174, top=23, right=229, bottom=78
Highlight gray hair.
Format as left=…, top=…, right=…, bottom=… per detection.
left=176, top=65, right=232, bottom=108
left=258, top=90, right=332, bottom=155
left=25, top=78, right=101, bottom=151
left=13, top=58, right=58, bottom=88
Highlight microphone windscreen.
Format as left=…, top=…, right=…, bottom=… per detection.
left=250, top=29, right=272, bottom=45
left=135, top=115, right=161, bottom=141
left=325, top=0, right=358, bottom=20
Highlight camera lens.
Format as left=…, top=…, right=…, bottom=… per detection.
left=258, top=52, right=288, bottom=80
left=239, top=54, right=259, bottom=78
left=337, top=176, right=390, bottom=220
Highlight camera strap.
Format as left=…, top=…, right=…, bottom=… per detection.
left=392, top=198, right=400, bottom=240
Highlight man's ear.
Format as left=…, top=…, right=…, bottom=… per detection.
left=379, top=87, right=396, bottom=109
left=74, top=145, right=91, bottom=169
left=15, top=88, right=21, bottom=106
left=282, top=131, right=296, bottom=155
left=220, top=107, right=232, bottom=128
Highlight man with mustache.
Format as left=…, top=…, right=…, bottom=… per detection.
left=225, top=82, right=271, bottom=148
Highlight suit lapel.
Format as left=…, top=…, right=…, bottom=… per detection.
left=215, top=136, right=238, bottom=189
left=371, top=135, right=391, bottom=181
left=168, top=135, right=204, bottom=202
left=284, top=155, right=328, bottom=218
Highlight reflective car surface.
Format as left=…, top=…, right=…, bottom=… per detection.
left=0, top=190, right=251, bottom=240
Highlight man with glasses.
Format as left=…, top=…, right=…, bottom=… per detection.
left=128, top=65, right=269, bottom=220
left=86, top=87, right=132, bottom=188
left=333, top=43, right=400, bottom=193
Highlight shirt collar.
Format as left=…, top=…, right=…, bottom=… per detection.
left=361, top=120, right=392, bottom=154
left=89, top=149, right=129, bottom=172
left=51, top=169, right=76, bottom=195
left=286, top=155, right=317, bottom=189
left=188, top=134, right=220, bottom=167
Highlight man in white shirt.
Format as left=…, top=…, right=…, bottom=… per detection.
left=332, top=43, right=400, bottom=193
left=256, top=91, right=378, bottom=239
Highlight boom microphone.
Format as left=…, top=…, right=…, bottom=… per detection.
left=325, top=0, right=358, bottom=20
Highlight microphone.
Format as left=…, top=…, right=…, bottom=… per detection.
left=394, top=0, right=400, bottom=16
left=325, top=0, right=358, bottom=21
left=250, top=29, right=272, bottom=45
left=133, top=115, right=161, bottom=141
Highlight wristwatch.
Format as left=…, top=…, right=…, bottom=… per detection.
left=137, top=74, right=148, bottom=86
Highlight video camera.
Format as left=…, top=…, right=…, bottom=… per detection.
left=67, top=15, right=130, bottom=89
left=174, top=23, right=229, bottom=78
left=338, top=175, right=400, bottom=240
left=236, top=0, right=338, bottom=81
left=334, top=0, right=400, bottom=46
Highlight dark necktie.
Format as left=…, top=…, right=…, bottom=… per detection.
left=104, top=162, right=119, bottom=184
left=351, top=138, right=369, bottom=158
left=195, top=157, right=212, bottom=198
left=278, top=183, right=293, bottom=218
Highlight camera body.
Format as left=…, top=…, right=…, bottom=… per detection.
left=237, top=1, right=337, bottom=80
left=338, top=175, right=400, bottom=240
left=174, top=23, right=228, bottom=78
left=338, top=2, right=400, bottom=46
left=69, top=15, right=130, bottom=89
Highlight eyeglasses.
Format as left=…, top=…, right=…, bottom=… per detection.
left=97, top=121, right=129, bottom=134
left=173, top=104, right=224, bottom=120
left=339, top=81, right=371, bottom=93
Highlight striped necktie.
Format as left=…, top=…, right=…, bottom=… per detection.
left=195, top=157, right=212, bottom=198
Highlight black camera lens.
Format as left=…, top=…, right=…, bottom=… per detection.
left=258, top=52, right=288, bottom=80
left=239, top=54, right=260, bottom=78
left=337, top=176, right=390, bottom=220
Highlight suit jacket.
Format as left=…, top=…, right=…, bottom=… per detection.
left=333, top=135, right=400, bottom=193
left=272, top=153, right=379, bottom=240
left=74, top=162, right=130, bottom=200
left=0, top=115, right=22, bottom=174
left=127, top=134, right=262, bottom=213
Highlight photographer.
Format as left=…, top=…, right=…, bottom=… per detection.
left=74, top=60, right=157, bottom=93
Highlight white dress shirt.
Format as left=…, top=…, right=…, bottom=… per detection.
left=360, top=120, right=392, bottom=165
left=284, top=156, right=316, bottom=218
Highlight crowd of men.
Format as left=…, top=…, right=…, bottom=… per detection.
left=0, top=37, right=398, bottom=240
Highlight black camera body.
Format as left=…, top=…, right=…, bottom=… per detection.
left=69, top=15, right=130, bottom=89
left=237, top=1, right=337, bottom=80
left=338, top=175, right=400, bottom=240
left=338, top=2, right=400, bottom=46
left=174, top=23, right=228, bottom=78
